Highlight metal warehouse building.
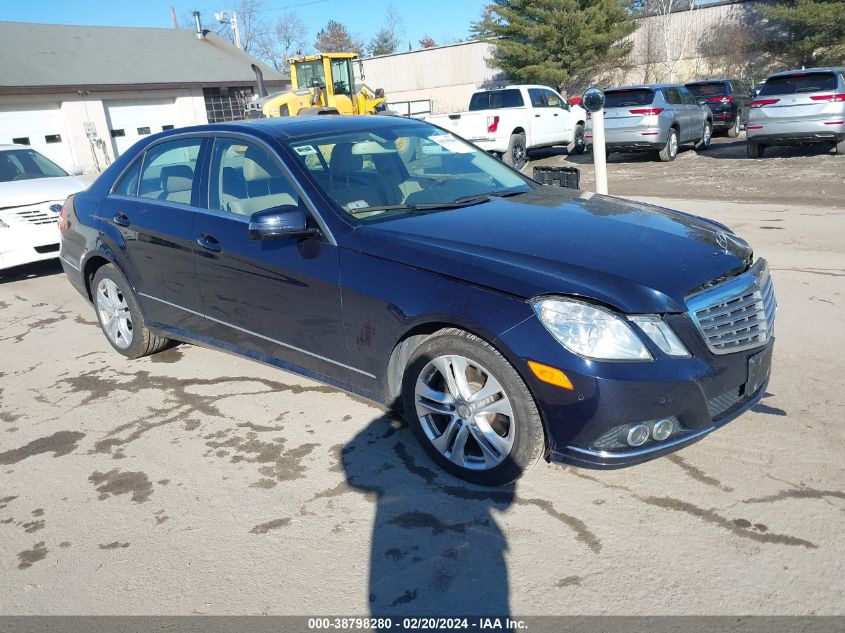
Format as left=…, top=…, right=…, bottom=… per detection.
left=0, top=21, right=288, bottom=173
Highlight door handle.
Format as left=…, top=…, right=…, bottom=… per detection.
left=197, top=234, right=222, bottom=252
left=553, top=112, right=559, bottom=117
left=113, top=212, right=130, bottom=227
left=534, top=114, right=541, bottom=118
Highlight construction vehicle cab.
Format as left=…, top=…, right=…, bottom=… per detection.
left=247, top=53, right=387, bottom=119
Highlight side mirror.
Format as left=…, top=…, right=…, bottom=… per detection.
left=68, top=165, right=84, bottom=176
left=248, top=206, right=318, bottom=240
left=697, top=98, right=707, bottom=106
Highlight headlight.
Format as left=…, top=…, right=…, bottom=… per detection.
left=629, top=316, right=690, bottom=358
left=531, top=297, right=652, bottom=360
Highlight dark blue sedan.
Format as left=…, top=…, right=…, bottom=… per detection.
left=59, top=116, right=776, bottom=485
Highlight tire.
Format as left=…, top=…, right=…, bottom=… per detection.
left=401, top=328, right=545, bottom=486
left=727, top=115, right=741, bottom=138
left=658, top=128, right=679, bottom=162
left=834, top=138, right=845, bottom=155
left=503, top=132, right=528, bottom=170
left=695, top=121, right=712, bottom=151
left=92, top=264, right=169, bottom=360
left=747, top=142, right=765, bottom=159
left=569, top=124, right=586, bottom=155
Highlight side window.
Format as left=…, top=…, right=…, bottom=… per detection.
left=139, top=138, right=202, bottom=204
left=665, top=88, right=683, bottom=105
left=112, top=157, right=143, bottom=197
left=542, top=90, right=563, bottom=108
left=209, top=138, right=300, bottom=217
left=528, top=88, right=546, bottom=108
left=680, top=88, right=696, bottom=105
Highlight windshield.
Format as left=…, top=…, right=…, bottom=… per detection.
left=285, top=123, right=533, bottom=223
left=760, top=73, right=837, bottom=96
left=295, top=60, right=326, bottom=89
left=0, top=148, right=69, bottom=183
left=686, top=82, right=727, bottom=97
left=604, top=89, right=654, bottom=107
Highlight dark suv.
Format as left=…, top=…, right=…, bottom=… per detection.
left=59, top=116, right=775, bottom=485
left=685, top=79, right=753, bottom=137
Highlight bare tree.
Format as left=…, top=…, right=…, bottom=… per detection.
left=367, top=5, right=403, bottom=56
left=256, top=11, right=308, bottom=71
left=642, top=0, right=699, bottom=82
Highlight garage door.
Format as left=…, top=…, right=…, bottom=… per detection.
left=105, top=99, right=179, bottom=157
left=0, top=103, right=75, bottom=169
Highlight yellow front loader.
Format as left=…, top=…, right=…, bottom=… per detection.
left=246, top=53, right=387, bottom=119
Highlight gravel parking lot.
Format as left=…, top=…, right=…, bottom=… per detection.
left=1, top=144, right=844, bottom=616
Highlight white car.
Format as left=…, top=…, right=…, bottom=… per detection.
left=0, top=145, right=87, bottom=271
left=425, top=85, right=587, bottom=168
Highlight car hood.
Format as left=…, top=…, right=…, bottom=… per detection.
left=0, top=176, right=88, bottom=210
left=351, top=188, right=753, bottom=314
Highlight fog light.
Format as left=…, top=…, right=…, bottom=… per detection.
left=652, top=418, right=674, bottom=441
left=626, top=424, right=649, bottom=447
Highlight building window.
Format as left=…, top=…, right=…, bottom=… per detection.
left=12, top=137, right=30, bottom=145
left=162, top=125, right=175, bottom=131
left=45, top=134, right=62, bottom=144
left=137, top=127, right=151, bottom=135
left=111, top=129, right=125, bottom=138
left=203, top=86, right=255, bottom=123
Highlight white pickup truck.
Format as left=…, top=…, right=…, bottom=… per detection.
left=425, top=85, right=587, bottom=168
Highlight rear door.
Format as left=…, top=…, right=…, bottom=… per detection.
left=100, top=136, right=207, bottom=328
left=680, top=87, right=705, bottom=137
left=664, top=87, right=691, bottom=140
left=754, top=71, right=841, bottom=127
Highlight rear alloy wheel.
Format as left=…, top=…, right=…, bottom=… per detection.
left=727, top=116, right=741, bottom=138
left=402, top=329, right=544, bottom=486
left=696, top=121, right=712, bottom=151
left=747, top=142, right=765, bottom=159
left=92, top=264, right=170, bottom=359
left=503, top=132, right=528, bottom=170
left=658, top=128, right=679, bottom=162
left=569, top=124, right=586, bottom=155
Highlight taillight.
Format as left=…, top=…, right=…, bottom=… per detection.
left=487, top=115, right=500, bottom=133
left=707, top=96, right=733, bottom=104
left=58, top=205, right=68, bottom=233
left=810, top=94, right=845, bottom=102
left=750, top=99, right=780, bottom=108
left=629, top=108, right=663, bottom=116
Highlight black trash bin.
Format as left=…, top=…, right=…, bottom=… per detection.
left=532, top=166, right=580, bottom=190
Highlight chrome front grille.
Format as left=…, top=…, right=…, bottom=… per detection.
left=14, top=207, right=58, bottom=225
left=688, top=259, right=776, bottom=355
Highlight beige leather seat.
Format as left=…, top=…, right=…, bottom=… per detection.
left=226, top=146, right=296, bottom=216
left=159, top=165, right=193, bottom=204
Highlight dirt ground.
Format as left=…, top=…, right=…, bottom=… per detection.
left=529, top=136, right=845, bottom=207
left=0, top=148, right=844, bottom=617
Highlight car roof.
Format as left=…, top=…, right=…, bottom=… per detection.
left=0, top=144, right=31, bottom=151
left=156, top=115, right=427, bottom=143
left=605, top=84, right=677, bottom=91
left=685, top=79, right=740, bottom=84
left=767, top=67, right=844, bottom=79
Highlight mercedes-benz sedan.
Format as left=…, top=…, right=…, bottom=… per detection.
left=60, top=116, right=775, bottom=485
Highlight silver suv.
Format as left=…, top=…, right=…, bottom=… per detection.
left=747, top=68, right=845, bottom=157
left=586, top=84, right=713, bottom=162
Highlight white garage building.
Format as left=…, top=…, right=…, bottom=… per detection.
left=0, top=21, right=288, bottom=173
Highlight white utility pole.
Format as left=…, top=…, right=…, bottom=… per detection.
left=231, top=10, right=242, bottom=49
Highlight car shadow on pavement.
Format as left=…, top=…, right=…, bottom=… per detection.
left=0, top=259, right=64, bottom=285
left=342, top=412, right=514, bottom=619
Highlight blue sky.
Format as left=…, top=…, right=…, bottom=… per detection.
left=5, top=0, right=488, bottom=52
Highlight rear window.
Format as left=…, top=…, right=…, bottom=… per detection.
left=686, top=82, right=728, bottom=97
left=604, top=89, right=654, bottom=107
left=468, top=89, right=525, bottom=111
left=760, top=72, right=837, bottom=96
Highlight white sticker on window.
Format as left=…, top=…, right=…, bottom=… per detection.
left=345, top=200, right=369, bottom=210
left=294, top=145, right=318, bottom=156
left=429, top=134, right=473, bottom=154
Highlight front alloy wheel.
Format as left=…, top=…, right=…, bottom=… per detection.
left=415, top=355, right=515, bottom=470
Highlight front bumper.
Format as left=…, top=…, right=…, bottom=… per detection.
left=497, top=312, right=775, bottom=469
left=0, top=226, right=61, bottom=272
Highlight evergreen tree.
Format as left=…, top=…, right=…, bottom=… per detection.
left=314, top=20, right=364, bottom=55
left=757, top=0, right=845, bottom=67
left=472, top=0, right=637, bottom=92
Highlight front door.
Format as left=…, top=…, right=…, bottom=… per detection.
left=99, top=136, right=207, bottom=329
left=541, top=89, right=574, bottom=143
left=192, top=136, right=349, bottom=382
